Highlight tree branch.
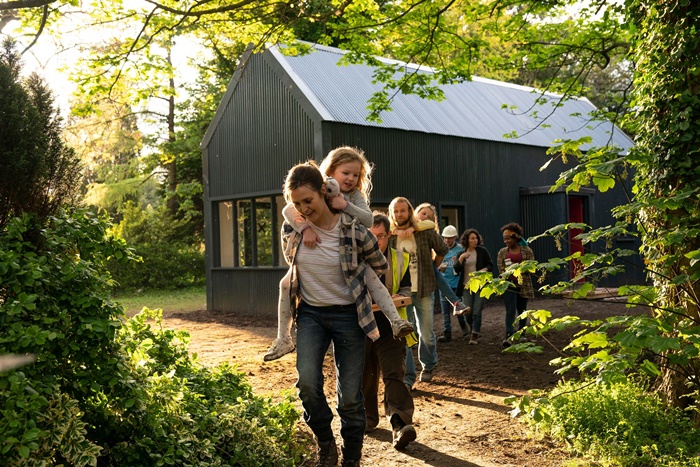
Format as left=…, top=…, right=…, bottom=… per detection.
left=0, top=0, right=56, bottom=11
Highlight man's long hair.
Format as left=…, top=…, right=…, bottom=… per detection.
left=388, top=197, right=418, bottom=231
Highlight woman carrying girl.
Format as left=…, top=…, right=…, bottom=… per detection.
left=454, top=229, right=493, bottom=345
left=264, top=146, right=413, bottom=361
left=281, top=161, right=383, bottom=466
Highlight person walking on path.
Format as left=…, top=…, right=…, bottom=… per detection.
left=388, top=197, right=448, bottom=387
left=282, top=161, right=386, bottom=466
left=497, top=222, right=535, bottom=347
left=454, top=228, right=493, bottom=345
left=365, top=211, right=417, bottom=450
left=436, top=225, right=470, bottom=343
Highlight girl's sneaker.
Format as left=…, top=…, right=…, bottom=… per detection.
left=469, top=333, right=479, bottom=345
left=453, top=301, right=471, bottom=315
left=263, top=336, right=295, bottom=361
left=391, top=319, right=415, bottom=339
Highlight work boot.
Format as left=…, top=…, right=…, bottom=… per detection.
left=340, top=459, right=360, bottom=467
left=393, top=424, right=417, bottom=450
left=315, top=437, right=338, bottom=467
left=437, top=332, right=451, bottom=343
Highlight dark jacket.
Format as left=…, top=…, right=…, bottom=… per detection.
left=454, top=245, right=493, bottom=296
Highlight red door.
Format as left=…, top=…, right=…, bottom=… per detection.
left=568, top=197, right=585, bottom=281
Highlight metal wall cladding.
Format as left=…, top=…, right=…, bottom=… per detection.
left=521, top=191, right=570, bottom=287
left=205, top=55, right=316, bottom=198
left=209, top=269, right=283, bottom=316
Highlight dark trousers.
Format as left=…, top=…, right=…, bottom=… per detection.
left=363, top=329, right=414, bottom=429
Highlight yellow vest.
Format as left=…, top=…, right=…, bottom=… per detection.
left=388, top=248, right=418, bottom=348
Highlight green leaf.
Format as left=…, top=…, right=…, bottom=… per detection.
left=592, top=175, right=615, bottom=192
left=639, top=359, right=661, bottom=377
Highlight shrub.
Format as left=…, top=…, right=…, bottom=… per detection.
left=108, top=242, right=205, bottom=291
left=0, top=211, right=301, bottom=466
left=510, top=378, right=700, bottom=466
left=107, top=201, right=205, bottom=291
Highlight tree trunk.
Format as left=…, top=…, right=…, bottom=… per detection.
left=630, top=0, right=700, bottom=423
left=166, top=45, right=178, bottom=216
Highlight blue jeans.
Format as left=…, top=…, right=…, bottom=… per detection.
left=296, top=302, right=366, bottom=461
left=503, top=286, right=528, bottom=337
left=462, top=287, right=485, bottom=334
left=404, top=292, right=437, bottom=386
left=440, top=290, right=466, bottom=335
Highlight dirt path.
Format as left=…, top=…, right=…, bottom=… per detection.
left=162, top=297, right=633, bottom=466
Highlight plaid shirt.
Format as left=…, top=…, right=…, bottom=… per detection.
left=497, top=246, right=535, bottom=298
left=282, top=212, right=385, bottom=341
left=389, top=228, right=448, bottom=299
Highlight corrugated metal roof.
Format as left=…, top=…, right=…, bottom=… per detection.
left=269, top=43, right=634, bottom=151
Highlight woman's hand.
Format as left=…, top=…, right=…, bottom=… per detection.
left=329, top=195, right=348, bottom=210
left=302, top=228, right=321, bottom=248
left=459, top=252, right=471, bottom=263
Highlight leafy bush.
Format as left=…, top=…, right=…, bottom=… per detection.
left=108, top=242, right=205, bottom=291
left=107, top=201, right=205, bottom=291
left=0, top=211, right=302, bottom=466
left=509, top=378, right=700, bottom=466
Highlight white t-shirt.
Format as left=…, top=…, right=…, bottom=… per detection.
left=295, top=219, right=354, bottom=306
left=396, top=234, right=418, bottom=293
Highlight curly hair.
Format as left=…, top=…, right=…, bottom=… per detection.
left=319, top=146, right=374, bottom=202
left=460, top=228, right=483, bottom=248
left=500, top=222, right=524, bottom=239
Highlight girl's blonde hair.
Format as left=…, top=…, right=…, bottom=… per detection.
left=414, top=203, right=439, bottom=232
left=319, top=146, right=373, bottom=202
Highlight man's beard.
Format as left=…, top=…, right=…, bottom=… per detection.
left=396, top=219, right=411, bottom=228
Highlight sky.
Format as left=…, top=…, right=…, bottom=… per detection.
left=8, top=9, right=204, bottom=120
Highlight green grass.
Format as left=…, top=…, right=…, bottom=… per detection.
left=113, top=286, right=206, bottom=317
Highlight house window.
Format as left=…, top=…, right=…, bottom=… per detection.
left=219, top=202, right=234, bottom=267
left=217, top=195, right=285, bottom=268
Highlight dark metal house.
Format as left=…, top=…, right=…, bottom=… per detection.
left=201, top=43, right=638, bottom=316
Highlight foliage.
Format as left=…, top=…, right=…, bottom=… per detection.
left=108, top=241, right=205, bottom=291
left=0, top=37, right=81, bottom=230
left=0, top=211, right=302, bottom=465
left=507, top=377, right=700, bottom=466
left=107, top=201, right=205, bottom=291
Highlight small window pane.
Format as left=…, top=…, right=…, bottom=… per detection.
left=237, top=200, right=252, bottom=266
left=219, top=202, right=234, bottom=267
left=256, top=197, right=273, bottom=266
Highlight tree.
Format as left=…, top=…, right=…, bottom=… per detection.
left=0, top=36, right=81, bottom=230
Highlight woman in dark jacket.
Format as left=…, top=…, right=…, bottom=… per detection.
left=454, top=229, right=493, bottom=344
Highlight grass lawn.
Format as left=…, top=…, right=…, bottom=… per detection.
left=113, top=286, right=206, bottom=317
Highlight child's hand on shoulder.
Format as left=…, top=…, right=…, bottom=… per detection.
left=394, top=227, right=415, bottom=238
left=302, top=227, right=321, bottom=248
left=329, top=194, right=348, bottom=210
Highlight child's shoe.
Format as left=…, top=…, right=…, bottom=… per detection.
left=453, top=301, right=471, bottom=315
left=391, top=319, right=415, bottom=339
left=263, top=336, right=295, bottom=361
